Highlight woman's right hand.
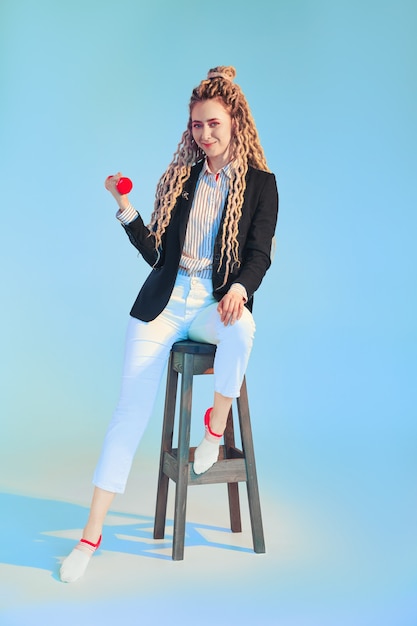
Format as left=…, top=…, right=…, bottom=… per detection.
left=105, top=173, right=130, bottom=211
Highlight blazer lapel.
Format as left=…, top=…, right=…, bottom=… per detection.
left=178, top=160, right=204, bottom=242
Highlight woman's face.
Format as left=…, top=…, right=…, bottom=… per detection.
left=191, top=98, right=233, bottom=172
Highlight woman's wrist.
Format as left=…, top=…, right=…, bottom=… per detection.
left=116, top=202, right=138, bottom=225
left=117, top=196, right=131, bottom=212
left=228, top=283, right=248, bottom=302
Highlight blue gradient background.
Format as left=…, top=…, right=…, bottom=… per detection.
left=1, top=1, right=416, bottom=625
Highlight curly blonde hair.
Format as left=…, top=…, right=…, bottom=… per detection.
left=148, top=65, right=269, bottom=284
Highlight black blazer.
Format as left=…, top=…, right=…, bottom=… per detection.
left=123, top=161, right=279, bottom=322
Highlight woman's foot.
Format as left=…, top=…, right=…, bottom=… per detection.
left=193, top=408, right=222, bottom=475
left=59, top=535, right=101, bottom=583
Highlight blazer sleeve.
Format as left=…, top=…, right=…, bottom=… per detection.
left=121, top=214, right=160, bottom=267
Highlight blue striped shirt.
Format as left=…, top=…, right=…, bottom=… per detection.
left=178, top=160, right=232, bottom=278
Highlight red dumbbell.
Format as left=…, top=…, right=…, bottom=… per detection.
left=106, top=175, right=133, bottom=195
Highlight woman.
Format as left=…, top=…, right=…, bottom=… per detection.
left=60, top=65, right=278, bottom=582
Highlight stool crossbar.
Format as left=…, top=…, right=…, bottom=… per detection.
left=153, top=340, right=265, bottom=560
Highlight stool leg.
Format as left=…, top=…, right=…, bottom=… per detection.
left=154, top=352, right=178, bottom=540
left=172, top=352, right=194, bottom=560
left=237, top=377, right=266, bottom=554
left=224, top=408, right=242, bottom=533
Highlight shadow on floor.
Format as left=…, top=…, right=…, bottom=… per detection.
left=1, top=492, right=252, bottom=577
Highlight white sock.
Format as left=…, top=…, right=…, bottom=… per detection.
left=193, top=434, right=220, bottom=475
left=59, top=537, right=101, bottom=583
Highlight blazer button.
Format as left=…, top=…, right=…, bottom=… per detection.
left=214, top=254, right=220, bottom=260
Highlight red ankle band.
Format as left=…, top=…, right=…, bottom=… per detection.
left=204, top=408, right=222, bottom=438
left=80, top=535, right=102, bottom=550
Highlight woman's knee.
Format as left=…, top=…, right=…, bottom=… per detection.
left=219, top=309, right=255, bottom=348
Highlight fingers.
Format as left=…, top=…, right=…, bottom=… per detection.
left=217, top=292, right=244, bottom=326
left=104, top=172, right=122, bottom=193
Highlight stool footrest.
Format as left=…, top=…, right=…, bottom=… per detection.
left=162, top=448, right=247, bottom=485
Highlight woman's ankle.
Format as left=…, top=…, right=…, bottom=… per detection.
left=82, top=524, right=102, bottom=544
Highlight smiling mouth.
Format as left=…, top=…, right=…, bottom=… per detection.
left=202, top=143, right=215, bottom=149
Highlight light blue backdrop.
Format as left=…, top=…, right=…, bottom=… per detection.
left=1, top=0, right=416, bottom=624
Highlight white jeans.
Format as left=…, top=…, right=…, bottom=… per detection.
left=93, top=273, right=256, bottom=493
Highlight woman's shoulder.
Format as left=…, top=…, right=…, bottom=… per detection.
left=247, top=165, right=276, bottom=178
left=246, top=165, right=277, bottom=190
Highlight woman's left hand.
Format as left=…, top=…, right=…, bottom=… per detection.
left=217, top=291, right=245, bottom=326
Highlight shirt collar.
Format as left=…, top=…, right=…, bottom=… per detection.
left=201, top=158, right=234, bottom=180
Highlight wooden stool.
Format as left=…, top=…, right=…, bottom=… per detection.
left=153, top=340, right=265, bottom=560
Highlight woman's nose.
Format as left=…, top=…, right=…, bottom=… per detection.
left=201, top=125, right=212, bottom=140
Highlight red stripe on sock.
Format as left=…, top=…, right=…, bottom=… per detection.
left=204, top=408, right=222, bottom=438
left=80, top=535, right=102, bottom=550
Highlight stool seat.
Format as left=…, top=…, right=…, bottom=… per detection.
left=153, top=340, right=265, bottom=560
left=171, top=340, right=216, bottom=376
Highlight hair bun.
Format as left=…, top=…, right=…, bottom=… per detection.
left=207, top=66, right=236, bottom=82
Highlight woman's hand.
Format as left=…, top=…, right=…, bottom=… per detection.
left=217, top=291, right=245, bottom=326
left=104, top=173, right=130, bottom=211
